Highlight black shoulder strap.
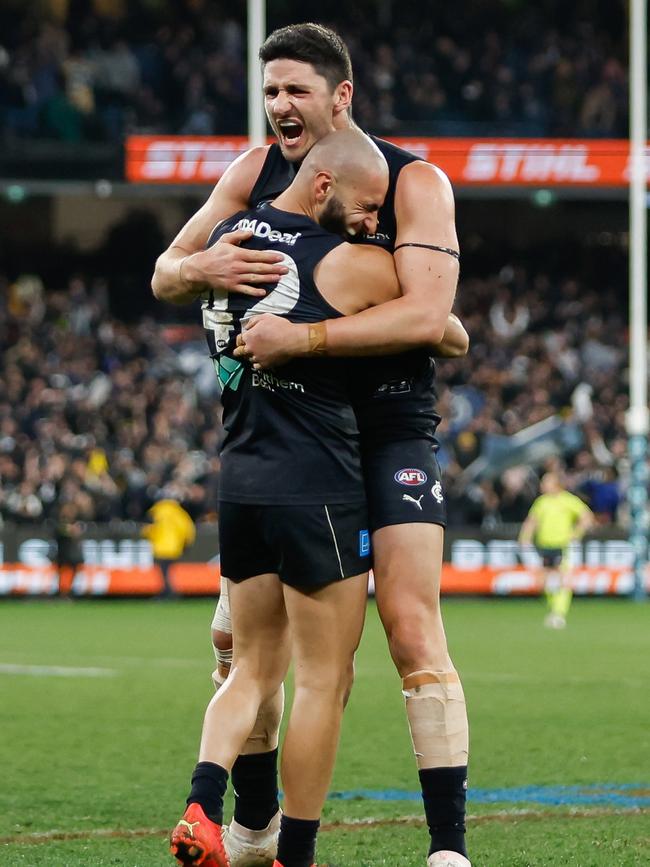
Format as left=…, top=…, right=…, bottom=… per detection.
left=249, top=145, right=296, bottom=207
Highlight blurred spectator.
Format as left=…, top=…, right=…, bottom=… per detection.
left=495, top=467, right=537, bottom=524
left=489, top=291, right=530, bottom=341
left=53, top=502, right=84, bottom=596
left=580, top=466, right=621, bottom=524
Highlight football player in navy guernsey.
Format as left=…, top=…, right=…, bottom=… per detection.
left=171, top=129, right=398, bottom=867
left=154, top=24, right=471, bottom=867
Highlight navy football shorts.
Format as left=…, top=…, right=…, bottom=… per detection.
left=535, top=546, right=565, bottom=568
left=362, top=438, right=447, bottom=532
left=219, top=501, right=371, bottom=589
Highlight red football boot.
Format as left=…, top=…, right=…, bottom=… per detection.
left=271, top=862, right=316, bottom=867
left=170, top=802, right=230, bottom=866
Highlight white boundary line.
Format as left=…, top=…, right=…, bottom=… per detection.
left=0, top=663, right=116, bottom=677
left=3, top=805, right=648, bottom=847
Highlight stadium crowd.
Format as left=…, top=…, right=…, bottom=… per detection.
left=0, top=274, right=222, bottom=527
left=0, top=0, right=628, bottom=142
left=0, top=244, right=628, bottom=530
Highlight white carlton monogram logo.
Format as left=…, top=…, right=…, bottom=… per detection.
left=402, top=494, right=424, bottom=511
left=431, top=482, right=444, bottom=504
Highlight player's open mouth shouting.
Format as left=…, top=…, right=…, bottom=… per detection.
left=277, top=118, right=305, bottom=150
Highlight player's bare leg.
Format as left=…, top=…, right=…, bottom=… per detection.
left=171, top=574, right=290, bottom=867
left=212, top=579, right=285, bottom=755
left=211, top=579, right=285, bottom=865
left=200, top=574, right=290, bottom=767
left=373, top=524, right=470, bottom=866
left=276, top=572, right=368, bottom=867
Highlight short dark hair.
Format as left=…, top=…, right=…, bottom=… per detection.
left=259, top=23, right=353, bottom=90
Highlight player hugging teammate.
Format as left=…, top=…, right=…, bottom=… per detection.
left=155, top=23, right=472, bottom=867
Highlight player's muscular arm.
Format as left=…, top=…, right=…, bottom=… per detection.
left=434, top=313, right=469, bottom=358
left=231, top=245, right=398, bottom=365
left=235, top=246, right=467, bottom=368
left=307, top=160, right=460, bottom=354
left=317, top=245, right=467, bottom=358
left=151, top=147, right=288, bottom=304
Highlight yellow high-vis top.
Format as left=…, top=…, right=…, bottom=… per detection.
left=529, top=491, right=590, bottom=549
left=142, top=500, right=196, bottom=560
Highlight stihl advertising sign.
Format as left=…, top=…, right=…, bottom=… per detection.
left=126, top=136, right=640, bottom=186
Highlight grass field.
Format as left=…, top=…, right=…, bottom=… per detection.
left=0, top=596, right=649, bottom=866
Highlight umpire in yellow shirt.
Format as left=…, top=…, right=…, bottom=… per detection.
left=519, top=472, right=593, bottom=628
left=142, top=499, right=196, bottom=598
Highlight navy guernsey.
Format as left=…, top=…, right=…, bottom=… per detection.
left=203, top=203, right=365, bottom=506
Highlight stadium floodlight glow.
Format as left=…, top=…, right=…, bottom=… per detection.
left=6, top=184, right=26, bottom=203
left=532, top=189, right=555, bottom=207
left=247, top=0, right=266, bottom=149
left=627, top=0, right=649, bottom=601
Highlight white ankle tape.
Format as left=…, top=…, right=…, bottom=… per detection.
left=402, top=670, right=469, bottom=769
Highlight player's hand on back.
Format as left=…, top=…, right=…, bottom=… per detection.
left=234, top=314, right=309, bottom=369
left=182, top=229, right=289, bottom=297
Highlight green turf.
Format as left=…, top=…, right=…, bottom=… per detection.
left=0, top=597, right=648, bottom=865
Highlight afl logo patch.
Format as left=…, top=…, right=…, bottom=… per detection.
left=394, top=468, right=428, bottom=486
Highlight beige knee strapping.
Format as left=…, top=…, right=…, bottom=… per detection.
left=402, top=669, right=469, bottom=769
left=211, top=579, right=232, bottom=689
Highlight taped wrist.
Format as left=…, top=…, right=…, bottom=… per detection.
left=402, top=670, right=469, bottom=769
left=308, top=322, right=327, bottom=355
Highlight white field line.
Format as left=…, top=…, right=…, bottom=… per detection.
left=0, top=657, right=646, bottom=687
left=0, top=655, right=207, bottom=669
left=0, top=663, right=116, bottom=678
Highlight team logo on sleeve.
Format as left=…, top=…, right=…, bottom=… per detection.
left=431, top=481, right=444, bottom=503
left=394, top=468, right=427, bottom=486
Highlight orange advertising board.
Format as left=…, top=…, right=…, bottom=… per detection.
left=126, top=135, right=639, bottom=187
left=1, top=563, right=646, bottom=597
